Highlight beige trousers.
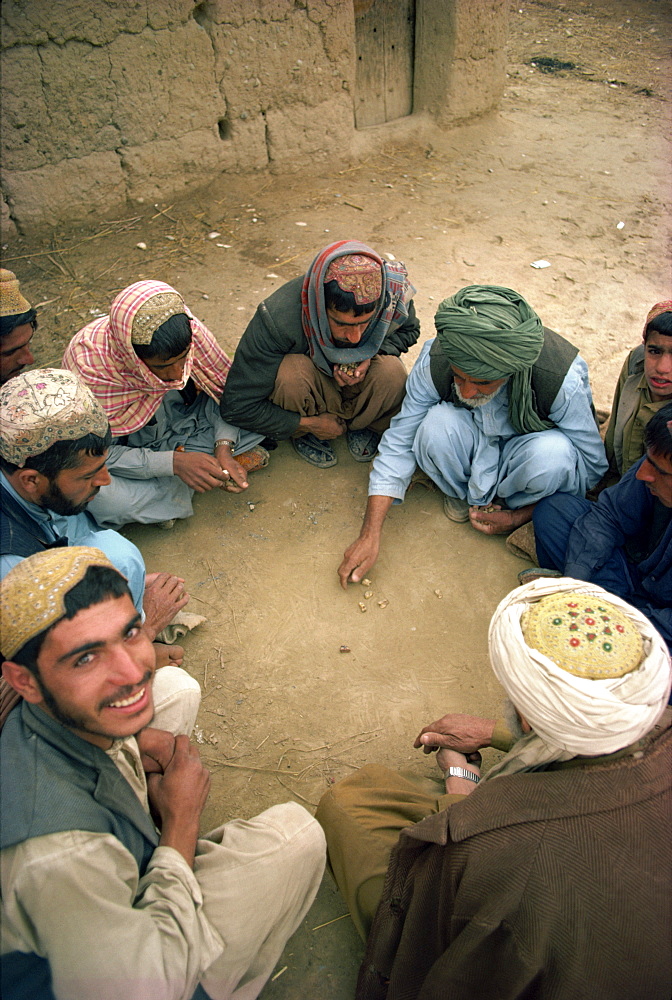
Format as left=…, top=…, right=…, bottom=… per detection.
left=316, top=765, right=451, bottom=942
left=271, top=354, right=408, bottom=435
left=153, top=666, right=326, bottom=1000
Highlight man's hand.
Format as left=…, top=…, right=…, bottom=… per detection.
left=333, top=358, right=371, bottom=388
left=173, top=450, right=230, bottom=492
left=338, top=495, right=394, bottom=588
left=142, top=572, right=190, bottom=640
left=136, top=727, right=176, bottom=774
left=413, top=713, right=497, bottom=754
left=436, top=748, right=482, bottom=796
left=338, top=534, right=380, bottom=588
left=147, top=735, right=210, bottom=867
left=298, top=413, right=346, bottom=440
left=214, top=444, right=249, bottom=493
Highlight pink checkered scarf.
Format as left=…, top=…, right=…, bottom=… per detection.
left=63, top=281, right=231, bottom=435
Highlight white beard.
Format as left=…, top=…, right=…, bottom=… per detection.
left=455, top=379, right=508, bottom=408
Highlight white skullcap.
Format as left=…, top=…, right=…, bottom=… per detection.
left=489, top=577, right=671, bottom=758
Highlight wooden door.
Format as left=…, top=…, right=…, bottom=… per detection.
left=354, top=0, right=415, bottom=128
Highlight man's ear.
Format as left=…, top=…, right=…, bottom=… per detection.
left=2, top=661, right=43, bottom=703
left=14, top=466, right=47, bottom=501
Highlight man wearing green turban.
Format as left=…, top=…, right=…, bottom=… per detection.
left=338, top=285, right=607, bottom=587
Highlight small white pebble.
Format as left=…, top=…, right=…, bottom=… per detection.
left=208, top=231, right=221, bottom=239
left=295, top=221, right=307, bottom=226
left=136, top=242, right=147, bottom=250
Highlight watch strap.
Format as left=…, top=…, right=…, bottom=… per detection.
left=447, top=766, right=480, bottom=784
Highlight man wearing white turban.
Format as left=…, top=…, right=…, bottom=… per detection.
left=317, top=578, right=672, bottom=1000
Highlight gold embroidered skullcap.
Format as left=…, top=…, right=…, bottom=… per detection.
left=0, top=547, right=118, bottom=659
left=0, top=368, right=109, bottom=467
left=130, top=291, right=186, bottom=345
left=522, top=592, right=643, bottom=679
left=0, top=268, right=32, bottom=317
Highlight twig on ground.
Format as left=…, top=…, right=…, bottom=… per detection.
left=312, top=913, right=350, bottom=931
left=275, top=776, right=317, bottom=807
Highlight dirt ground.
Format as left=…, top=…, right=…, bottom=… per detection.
left=3, top=1, right=671, bottom=995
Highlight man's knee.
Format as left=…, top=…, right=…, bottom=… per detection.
left=414, top=403, right=474, bottom=460
left=368, top=354, right=407, bottom=394
left=152, top=665, right=201, bottom=736
left=534, top=492, right=590, bottom=533
left=274, top=354, right=315, bottom=392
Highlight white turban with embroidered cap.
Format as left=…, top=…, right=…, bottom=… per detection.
left=483, top=577, right=671, bottom=780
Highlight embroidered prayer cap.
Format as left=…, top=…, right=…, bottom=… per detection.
left=324, top=254, right=383, bottom=306
left=0, top=368, right=109, bottom=468
left=0, top=268, right=32, bottom=317
left=489, top=577, right=672, bottom=758
left=128, top=289, right=186, bottom=345
left=643, top=300, right=672, bottom=338
left=522, top=592, right=643, bottom=679
left=0, top=547, right=117, bottom=659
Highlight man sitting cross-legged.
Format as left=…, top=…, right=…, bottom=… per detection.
left=0, top=369, right=189, bottom=661
left=317, top=578, right=671, bottom=1000
left=1, top=547, right=326, bottom=1000
left=339, top=285, right=607, bottom=587
left=63, top=280, right=267, bottom=529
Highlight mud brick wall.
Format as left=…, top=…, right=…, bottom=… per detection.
left=0, top=0, right=508, bottom=235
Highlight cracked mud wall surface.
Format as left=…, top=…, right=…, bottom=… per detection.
left=1, top=0, right=507, bottom=234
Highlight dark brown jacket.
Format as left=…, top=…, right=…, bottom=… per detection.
left=358, top=720, right=672, bottom=1000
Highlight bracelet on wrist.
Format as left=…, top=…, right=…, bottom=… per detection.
left=215, top=438, right=235, bottom=449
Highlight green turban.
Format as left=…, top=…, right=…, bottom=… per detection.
left=434, top=285, right=551, bottom=434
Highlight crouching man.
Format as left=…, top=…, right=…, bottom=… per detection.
left=317, top=578, right=672, bottom=1000
left=0, top=547, right=325, bottom=1000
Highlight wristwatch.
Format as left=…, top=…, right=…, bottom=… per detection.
left=447, top=766, right=480, bottom=784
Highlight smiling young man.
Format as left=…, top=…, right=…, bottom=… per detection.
left=63, top=280, right=268, bottom=528
left=602, top=300, right=672, bottom=480
left=0, top=547, right=325, bottom=1000
left=0, top=268, right=37, bottom=385
left=533, top=402, right=672, bottom=653
left=338, top=285, right=607, bottom=586
left=219, top=240, right=420, bottom=468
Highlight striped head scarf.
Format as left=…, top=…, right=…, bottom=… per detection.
left=434, top=285, right=549, bottom=434
left=301, top=240, right=416, bottom=376
left=62, top=281, right=231, bottom=435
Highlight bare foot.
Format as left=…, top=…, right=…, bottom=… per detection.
left=152, top=643, right=184, bottom=668
left=469, top=503, right=535, bottom=535
left=143, top=572, right=190, bottom=639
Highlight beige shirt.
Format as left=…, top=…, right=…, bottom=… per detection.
left=1, top=735, right=223, bottom=1000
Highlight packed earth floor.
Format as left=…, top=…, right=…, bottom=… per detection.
left=3, top=1, right=670, bottom=995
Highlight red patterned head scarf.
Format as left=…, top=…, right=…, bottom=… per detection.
left=63, top=281, right=231, bottom=435
left=301, top=240, right=416, bottom=375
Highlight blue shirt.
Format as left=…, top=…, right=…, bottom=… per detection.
left=565, top=458, right=672, bottom=647
left=369, top=339, right=608, bottom=503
